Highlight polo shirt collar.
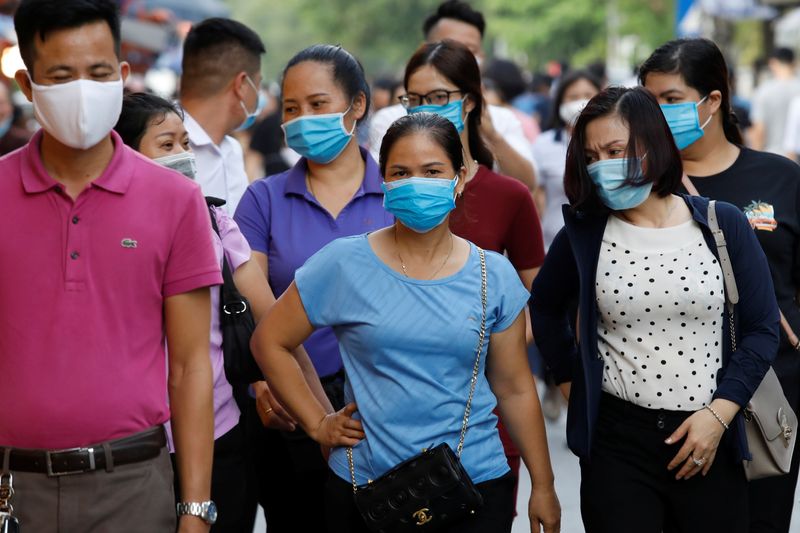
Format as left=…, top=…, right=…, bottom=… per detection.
left=284, top=147, right=384, bottom=197
left=22, top=129, right=132, bottom=195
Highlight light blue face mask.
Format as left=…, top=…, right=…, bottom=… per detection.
left=0, top=115, right=12, bottom=138
left=281, top=106, right=356, bottom=164
left=407, top=99, right=465, bottom=133
left=660, top=96, right=711, bottom=150
left=381, top=175, right=459, bottom=233
left=587, top=157, right=652, bottom=211
left=237, top=75, right=267, bottom=131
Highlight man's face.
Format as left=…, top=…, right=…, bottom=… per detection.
left=427, top=18, right=484, bottom=64
left=17, top=20, right=127, bottom=96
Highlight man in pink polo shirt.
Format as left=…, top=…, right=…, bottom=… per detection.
left=0, top=1, right=222, bottom=531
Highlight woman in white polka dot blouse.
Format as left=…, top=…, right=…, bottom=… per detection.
left=530, top=86, right=780, bottom=533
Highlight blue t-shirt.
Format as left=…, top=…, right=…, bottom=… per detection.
left=295, top=234, right=530, bottom=485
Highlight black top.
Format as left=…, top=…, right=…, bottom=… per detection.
left=688, top=147, right=800, bottom=351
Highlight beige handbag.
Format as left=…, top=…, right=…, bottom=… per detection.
left=707, top=200, right=797, bottom=480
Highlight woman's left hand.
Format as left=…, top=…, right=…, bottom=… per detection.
left=529, top=484, right=561, bottom=533
left=665, top=406, right=729, bottom=480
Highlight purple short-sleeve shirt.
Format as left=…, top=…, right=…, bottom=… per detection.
left=235, top=148, right=393, bottom=376
left=0, top=130, right=222, bottom=449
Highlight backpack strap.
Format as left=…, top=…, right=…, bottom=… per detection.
left=708, top=200, right=739, bottom=310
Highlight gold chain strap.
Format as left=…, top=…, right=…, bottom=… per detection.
left=346, top=248, right=488, bottom=493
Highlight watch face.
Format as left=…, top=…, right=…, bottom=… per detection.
left=205, top=501, right=218, bottom=524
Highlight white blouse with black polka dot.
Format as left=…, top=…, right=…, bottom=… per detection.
left=595, top=216, right=725, bottom=411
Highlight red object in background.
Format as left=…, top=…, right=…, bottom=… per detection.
left=546, top=60, right=563, bottom=79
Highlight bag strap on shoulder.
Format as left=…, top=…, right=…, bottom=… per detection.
left=707, top=200, right=739, bottom=310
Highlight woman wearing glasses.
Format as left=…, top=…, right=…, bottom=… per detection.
left=234, top=44, right=393, bottom=532
left=400, top=39, right=545, bottom=504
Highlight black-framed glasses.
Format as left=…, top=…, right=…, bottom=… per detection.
left=399, top=89, right=463, bottom=109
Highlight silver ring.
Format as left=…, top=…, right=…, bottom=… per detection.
left=691, top=455, right=706, bottom=467
left=263, top=407, right=274, bottom=415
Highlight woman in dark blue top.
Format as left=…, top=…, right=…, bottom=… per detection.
left=530, top=86, right=780, bottom=533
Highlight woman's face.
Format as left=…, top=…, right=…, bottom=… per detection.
left=281, top=61, right=361, bottom=128
left=383, top=131, right=466, bottom=194
left=405, top=65, right=475, bottom=115
left=584, top=113, right=630, bottom=165
left=138, top=111, right=190, bottom=159
left=642, top=72, right=704, bottom=105
left=563, top=78, right=600, bottom=105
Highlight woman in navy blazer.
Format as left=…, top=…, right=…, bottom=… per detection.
left=530, top=86, right=779, bottom=533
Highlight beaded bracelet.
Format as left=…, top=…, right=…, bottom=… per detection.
left=705, top=405, right=729, bottom=430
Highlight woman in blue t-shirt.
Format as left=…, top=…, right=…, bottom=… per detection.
left=253, top=112, right=561, bottom=533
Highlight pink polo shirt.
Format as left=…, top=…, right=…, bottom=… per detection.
left=0, top=130, right=222, bottom=449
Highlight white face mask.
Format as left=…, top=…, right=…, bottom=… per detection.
left=559, top=98, right=590, bottom=127
left=30, top=76, right=123, bottom=150
left=154, top=151, right=196, bottom=180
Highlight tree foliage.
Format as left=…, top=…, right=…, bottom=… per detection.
left=224, top=0, right=675, bottom=82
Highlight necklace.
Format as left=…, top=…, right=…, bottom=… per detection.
left=394, top=227, right=454, bottom=280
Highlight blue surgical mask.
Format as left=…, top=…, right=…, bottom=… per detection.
left=382, top=175, right=459, bottom=233
left=587, top=157, right=652, bottom=211
left=237, top=76, right=267, bottom=131
left=282, top=107, right=356, bottom=164
left=660, top=96, right=711, bottom=150
left=0, top=115, right=12, bottom=138
left=407, top=99, right=465, bottom=133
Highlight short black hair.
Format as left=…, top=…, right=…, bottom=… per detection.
left=181, top=18, right=265, bottom=98
left=14, top=0, right=120, bottom=73
left=283, top=44, right=371, bottom=125
left=483, top=59, right=527, bottom=103
left=564, top=86, right=683, bottom=213
left=770, top=47, right=795, bottom=65
left=422, top=0, right=485, bottom=39
left=114, top=92, right=183, bottom=151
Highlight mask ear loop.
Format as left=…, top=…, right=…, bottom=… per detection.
left=697, top=95, right=713, bottom=130
left=340, top=103, right=357, bottom=136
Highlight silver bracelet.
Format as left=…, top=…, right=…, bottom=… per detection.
left=705, top=405, right=729, bottom=430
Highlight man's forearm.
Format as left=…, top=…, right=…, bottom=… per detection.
left=169, top=357, right=214, bottom=502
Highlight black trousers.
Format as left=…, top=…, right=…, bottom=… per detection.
left=748, top=348, right=800, bottom=533
left=241, top=391, right=330, bottom=532
left=171, top=422, right=251, bottom=533
left=324, top=470, right=517, bottom=533
left=580, top=393, right=748, bottom=533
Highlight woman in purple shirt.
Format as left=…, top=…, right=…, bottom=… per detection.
left=234, top=45, right=393, bottom=532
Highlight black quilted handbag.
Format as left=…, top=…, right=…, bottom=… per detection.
left=347, top=249, right=488, bottom=532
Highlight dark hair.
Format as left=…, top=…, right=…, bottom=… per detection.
left=379, top=112, right=464, bottom=177
left=404, top=40, right=493, bottom=168
left=639, top=38, right=743, bottom=145
left=564, top=86, right=683, bottom=213
left=484, top=59, right=527, bottom=103
left=14, top=0, right=120, bottom=74
left=283, top=44, right=371, bottom=125
left=422, top=0, right=485, bottom=39
left=114, top=92, right=183, bottom=151
left=181, top=18, right=265, bottom=98
left=548, top=69, right=603, bottom=131
left=770, top=47, right=795, bottom=64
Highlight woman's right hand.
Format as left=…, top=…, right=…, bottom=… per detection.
left=309, top=403, right=365, bottom=447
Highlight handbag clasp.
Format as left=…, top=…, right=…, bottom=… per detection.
left=413, top=508, right=433, bottom=526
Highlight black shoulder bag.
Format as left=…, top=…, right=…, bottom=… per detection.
left=206, top=198, right=263, bottom=385
left=346, top=248, right=487, bottom=532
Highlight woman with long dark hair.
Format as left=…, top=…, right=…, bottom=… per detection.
left=400, top=39, right=546, bottom=500
left=531, top=86, right=779, bottom=533
left=640, top=38, right=800, bottom=533
left=253, top=111, right=560, bottom=533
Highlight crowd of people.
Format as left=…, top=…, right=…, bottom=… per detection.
left=1, top=0, right=799, bottom=532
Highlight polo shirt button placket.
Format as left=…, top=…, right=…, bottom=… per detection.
left=70, top=251, right=80, bottom=260
left=72, top=215, right=80, bottom=224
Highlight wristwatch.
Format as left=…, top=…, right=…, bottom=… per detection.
left=176, top=501, right=218, bottom=525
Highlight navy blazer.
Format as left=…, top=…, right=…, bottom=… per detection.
left=530, top=194, right=780, bottom=461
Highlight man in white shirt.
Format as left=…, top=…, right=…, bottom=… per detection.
left=179, top=18, right=265, bottom=214
left=752, top=47, right=800, bottom=155
left=368, top=0, right=537, bottom=189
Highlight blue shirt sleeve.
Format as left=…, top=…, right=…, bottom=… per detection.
left=294, top=237, right=354, bottom=328
left=485, top=250, right=530, bottom=332
left=234, top=181, right=271, bottom=255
